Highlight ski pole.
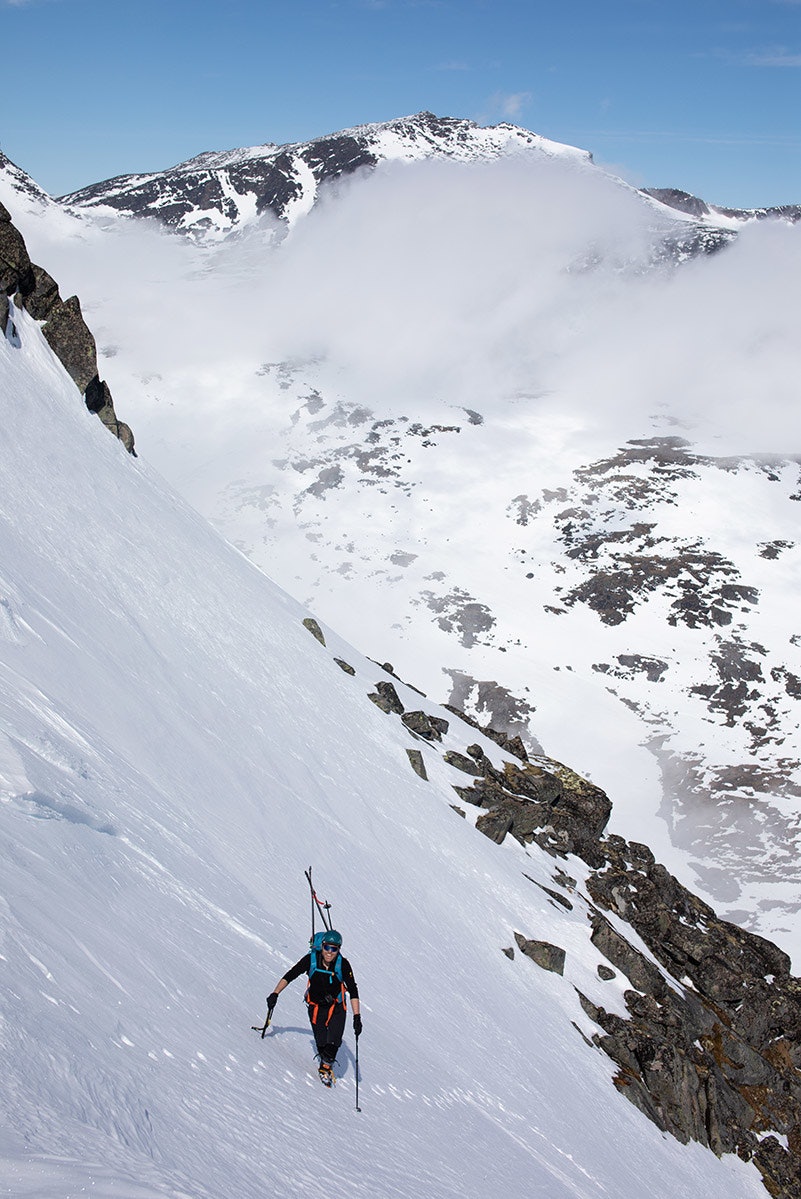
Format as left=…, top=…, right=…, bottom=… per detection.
left=355, top=1032, right=361, bottom=1113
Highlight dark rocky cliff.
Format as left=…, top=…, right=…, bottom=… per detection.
left=0, top=200, right=135, bottom=454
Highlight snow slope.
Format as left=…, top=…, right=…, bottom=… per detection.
left=0, top=302, right=767, bottom=1193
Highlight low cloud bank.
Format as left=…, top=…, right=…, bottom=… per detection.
left=21, top=152, right=801, bottom=455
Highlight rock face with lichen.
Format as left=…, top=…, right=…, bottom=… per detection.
left=0, top=200, right=135, bottom=454
left=579, top=837, right=801, bottom=1197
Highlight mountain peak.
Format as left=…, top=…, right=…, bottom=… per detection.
left=58, top=112, right=592, bottom=241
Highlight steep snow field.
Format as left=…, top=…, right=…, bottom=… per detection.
left=0, top=308, right=767, bottom=1195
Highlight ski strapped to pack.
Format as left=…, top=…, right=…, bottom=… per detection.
left=305, top=866, right=333, bottom=936
left=304, top=867, right=347, bottom=1018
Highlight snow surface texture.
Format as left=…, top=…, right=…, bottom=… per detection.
left=6, top=128, right=801, bottom=972
left=0, top=293, right=770, bottom=1195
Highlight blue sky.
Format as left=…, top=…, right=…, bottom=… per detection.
left=2, top=0, right=800, bottom=206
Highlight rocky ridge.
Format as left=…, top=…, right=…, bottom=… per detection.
left=0, top=202, right=134, bottom=452
left=305, top=618, right=801, bottom=1199
left=643, top=187, right=801, bottom=227
left=58, top=112, right=591, bottom=240
left=59, top=111, right=737, bottom=261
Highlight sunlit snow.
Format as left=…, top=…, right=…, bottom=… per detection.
left=0, top=289, right=769, bottom=1196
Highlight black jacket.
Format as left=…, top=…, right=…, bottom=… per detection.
left=282, top=952, right=359, bottom=1006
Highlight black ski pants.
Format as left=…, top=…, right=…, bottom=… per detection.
left=308, top=1001, right=346, bottom=1064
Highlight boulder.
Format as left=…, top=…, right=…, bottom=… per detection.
left=374, top=680, right=404, bottom=714
left=406, top=749, right=427, bottom=780
left=95, top=402, right=137, bottom=454
left=443, top=750, right=482, bottom=776
left=401, top=711, right=448, bottom=741
left=84, top=374, right=113, bottom=414
left=41, top=295, right=98, bottom=393
left=475, top=808, right=514, bottom=844
left=0, top=207, right=35, bottom=298
left=514, top=933, right=566, bottom=975
left=301, top=617, right=325, bottom=645
left=25, top=264, right=61, bottom=321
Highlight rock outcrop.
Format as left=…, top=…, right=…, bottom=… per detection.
left=0, top=201, right=135, bottom=454
left=439, top=697, right=800, bottom=1197
left=451, top=743, right=611, bottom=867
left=579, top=835, right=801, bottom=1198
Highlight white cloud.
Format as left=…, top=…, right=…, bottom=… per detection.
left=22, top=151, right=801, bottom=459
left=748, top=51, right=801, bottom=66
left=490, top=90, right=533, bottom=120
left=723, top=44, right=801, bottom=67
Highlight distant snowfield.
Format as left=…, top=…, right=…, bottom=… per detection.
left=7, top=150, right=801, bottom=971
left=0, top=301, right=769, bottom=1193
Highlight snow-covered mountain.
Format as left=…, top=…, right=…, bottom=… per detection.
left=59, top=112, right=591, bottom=240
left=5, top=115, right=801, bottom=968
left=8, top=224, right=799, bottom=1198
left=643, top=187, right=801, bottom=229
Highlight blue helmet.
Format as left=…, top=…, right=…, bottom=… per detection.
left=321, top=930, right=342, bottom=948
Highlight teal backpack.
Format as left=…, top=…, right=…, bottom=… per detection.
left=306, top=931, right=345, bottom=1007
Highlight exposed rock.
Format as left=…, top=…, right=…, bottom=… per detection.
left=25, top=264, right=61, bottom=321
left=41, top=295, right=99, bottom=393
left=579, top=834, right=801, bottom=1194
left=475, top=807, right=515, bottom=844
left=502, top=946, right=515, bottom=960
left=302, top=616, right=325, bottom=645
left=406, top=748, right=428, bottom=780
left=1, top=206, right=135, bottom=453
left=443, top=750, right=482, bottom=776
left=95, top=402, right=136, bottom=454
left=0, top=203, right=35, bottom=298
left=84, top=374, right=113, bottom=414
left=590, top=913, right=667, bottom=997
left=334, top=658, right=355, bottom=675
left=461, top=754, right=610, bottom=866
left=515, top=932, right=566, bottom=975
left=401, top=710, right=448, bottom=741
left=374, top=679, right=404, bottom=714
left=597, top=964, right=616, bottom=981
left=368, top=691, right=396, bottom=714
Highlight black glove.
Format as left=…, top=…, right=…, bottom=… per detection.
left=267, top=992, right=278, bottom=1013
left=353, top=1013, right=363, bottom=1038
